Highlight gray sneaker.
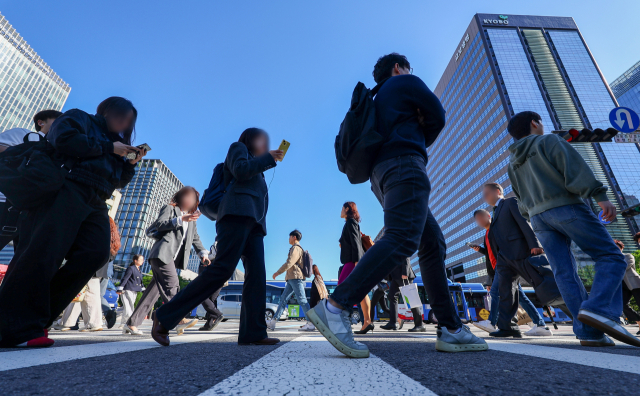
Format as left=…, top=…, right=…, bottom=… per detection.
left=578, top=309, right=640, bottom=347
left=267, top=319, right=277, bottom=331
left=436, top=325, right=489, bottom=352
left=307, top=300, right=370, bottom=358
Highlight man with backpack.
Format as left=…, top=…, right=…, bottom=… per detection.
left=269, top=229, right=314, bottom=331
left=308, top=53, right=488, bottom=358
left=0, top=110, right=63, bottom=256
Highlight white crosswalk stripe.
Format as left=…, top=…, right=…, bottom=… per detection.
left=200, top=335, right=438, bottom=396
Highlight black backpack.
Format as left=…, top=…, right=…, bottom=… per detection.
left=334, top=79, right=388, bottom=184
left=515, top=254, right=564, bottom=306
left=0, top=133, right=74, bottom=210
left=199, top=162, right=233, bottom=221
left=294, top=245, right=313, bottom=278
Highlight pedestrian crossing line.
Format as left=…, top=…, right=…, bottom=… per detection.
left=199, top=335, right=437, bottom=396
left=0, top=333, right=234, bottom=372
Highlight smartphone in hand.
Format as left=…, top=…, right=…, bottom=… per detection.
left=277, top=139, right=290, bottom=161
left=465, top=242, right=480, bottom=249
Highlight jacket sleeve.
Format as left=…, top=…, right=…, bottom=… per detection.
left=477, top=246, right=488, bottom=255
left=348, top=221, right=362, bottom=262
left=405, top=76, right=446, bottom=137
left=508, top=198, right=541, bottom=250
left=191, top=224, right=208, bottom=257
left=47, top=109, right=114, bottom=158
left=153, top=205, right=178, bottom=232
left=118, top=266, right=133, bottom=291
left=275, top=246, right=302, bottom=277
left=225, top=142, right=277, bottom=182
left=545, top=136, right=609, bottom=202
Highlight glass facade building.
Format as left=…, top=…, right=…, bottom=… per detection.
left=113, top=159, right=203, bottom=276
left=419, top=14, right=640, bottom=284
left=0, top=12, right=70, bottom=132
left=611, top=60, right=640, bottom=116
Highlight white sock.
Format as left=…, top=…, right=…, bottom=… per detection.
left=325, top=300, right=342, bottom=314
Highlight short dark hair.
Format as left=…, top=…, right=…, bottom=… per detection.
left=290, top=229, right=302, bottom=241
left=373, top=53, right=410, bottom=83
left=131, top=254, right=143, bottom=266
left=473, top=209, right=490, bottom=217
left=170, top=186, right=200, bottom=214
left=33, top=110, right=62, bottom=131
left=507, top=111, right=541, bottom=140
left=634, top=232, right=640, bottom=244
left=96, top=97, right=137, bottom=145
left=238, top=127, right=269, bottom=156
left=484, top=182, right=504, bottom=195
left=613, top=239, right=625, bottom=251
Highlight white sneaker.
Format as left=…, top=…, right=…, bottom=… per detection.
left=524, top=324, right=553, bottom=337
left=473, top=320, right=496, bottom=333
left=298, top=322, right=316, bottom=331
left=267, top=319, right=277, bottom=331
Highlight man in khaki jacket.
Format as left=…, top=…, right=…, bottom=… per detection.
left=268, top=230, right=313, bottom=331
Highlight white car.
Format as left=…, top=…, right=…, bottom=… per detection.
left=195, top=294, right=288, bottom=321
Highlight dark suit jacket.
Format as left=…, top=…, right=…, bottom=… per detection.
left=219, top=142, right=277, bottom=235
left=478, top=244, right=496, bottom=285
left=149, top=205, right=207, bottom=269
left=339, top=218, right=364, bottom=264
left=489, top=197, right=541, bottom=261
left=388, top=257, right=416, bottom=283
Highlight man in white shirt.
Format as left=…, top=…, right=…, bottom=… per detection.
left=0, top=110, right=63, bottom=257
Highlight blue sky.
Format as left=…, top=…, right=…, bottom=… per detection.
left=3, top=1, right=639, bottom=279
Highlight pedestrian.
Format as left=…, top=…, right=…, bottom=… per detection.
left=307, top=53, right=487, bottom=357
left=198, top=242, right=226, bottom=331
left=0, top=97, right=145, bottom=348
left=507, top=110, right=640, bottom=347
left=97, top=217, right=121, bottom=329
left=117, top=254, right=145, bottom=330
left=150, top=128, right=283, bottom=347
left=614, top=239, right=640, bottom=335
left=269, top=230, right=314, bottom=332
left=369, top=280, right=391, bottom=323
left=310, top=265, right=329, bottom=309
left=470, top=207, right=551, bottom=337
left=0, top=110, right=63, bottom=257
left=380, top=258, right=425, bottom=333
left=52, top=278, right=104, bottom=332
left=124, top=186, right=210, bottom=336
left=337, top=202, right=374, bottom=334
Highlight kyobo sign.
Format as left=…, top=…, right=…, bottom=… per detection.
left=455, top=33, right=470, bottom=61
left=484, top=15, right=509, bottom=25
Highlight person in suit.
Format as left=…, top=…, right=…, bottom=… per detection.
left=117, top=254, right=145, bottom=329
left=482, top=182, right=551, bottom=338
left=151, top=128, right=283, bottom=347
left=124, top=186, right=210, bottom=336
left=380, top=258, right=425, bottom=332
left=198, top=241, right=225, bottom=331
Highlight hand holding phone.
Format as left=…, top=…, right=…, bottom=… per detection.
left=465, top=242, right=480, bottom=249
left=276, top=139, right=290, bottom=161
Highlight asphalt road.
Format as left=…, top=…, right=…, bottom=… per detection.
left=1, top=319, right=640, bottom=395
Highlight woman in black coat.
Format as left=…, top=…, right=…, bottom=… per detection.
left=337, top=201, right=373, bottom=333
left=152, top=128, right=284, bottom=347
left=0, top=97, right=146, bottom=348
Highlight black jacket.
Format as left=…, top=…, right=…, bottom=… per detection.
left=218, top=142, right=277, bottom=235
left=387, top=257, right=416, bottom=283
left=339, top=218, right=364, bottom=264
left=47, top=109, right=136, bottom=199
left=489, top=197, right=541, bottom=261
left=118, top=265, right=144, bottom=292
left=373, top=74, right=446, bottom=167
left=477, top=245, right=496, bottom=286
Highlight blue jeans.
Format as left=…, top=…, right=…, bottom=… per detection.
left=488, top=270, right=545, bottom=327
left=330, top=155, right=461, bottom=330
left=530, top=203, right=627, bottom=340
left=274, top=279, right=311, bottom=320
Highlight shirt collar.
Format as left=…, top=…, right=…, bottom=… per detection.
left=495, top=198, right=503, bottom=208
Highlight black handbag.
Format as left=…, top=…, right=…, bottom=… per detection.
left=0, top=135, right=75, bottom=210
left=520, top=254, right=564, bottom=306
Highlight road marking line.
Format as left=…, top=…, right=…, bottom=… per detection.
left=199, top=335, right=437, bottom=396
left=0, top=333, right=233, bottom=371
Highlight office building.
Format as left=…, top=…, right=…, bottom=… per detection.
left=113, top=159, right=190, bottom=276
left=420, top=14, right=640, bottom=284
left=0, top=12, right=70, bottom=132
left=611, top=60, right=640, bottom=118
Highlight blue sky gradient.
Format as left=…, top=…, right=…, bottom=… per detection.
left=3, top=1, right=639, bottom=279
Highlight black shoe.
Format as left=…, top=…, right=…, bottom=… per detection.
left=636, top=329, right=640, bottom=336
left=408, top=325, right=427, bottom=332
left=380, top=322, right=399, bottom=330
left=199, top=316, right=224, bottom=331
left=489, top=329, right=522, bottom=338
left=105, top=310, right=117, bottom=329
left=354, top=324, right=375, bottom=334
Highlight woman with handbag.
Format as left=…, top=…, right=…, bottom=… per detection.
left=150, top=128, right=283, bottom=347
left=310, top=265, right=329, bottom=309
left=0, top=97, right=146, bottom=348
left=338, top=202, right=374, bottom=334
left=124, top=187, right=210, bottom=336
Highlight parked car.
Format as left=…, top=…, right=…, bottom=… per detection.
left=193, top=294, right=288, bottom=322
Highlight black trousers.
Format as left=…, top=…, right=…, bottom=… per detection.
left=388, top=279, right=423, bottom=326
left=199, top=264, right=223, bottom=322
left=0, top=180, right=110, bottom=345
left=496, top=255, right=525, bottom=331
left=156, top=215, right=267, bottom=343
left=127, top=257, right=180, bottom=327
left=0, top=201, right=20, bottom=256
left=622, top=283, right=640, bottom=322
left=369, top=286, right=390, bottom=321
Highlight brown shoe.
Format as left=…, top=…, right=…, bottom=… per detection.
left=151, top=311, right=170, bottom=347
left=238, top=337, right=280, bottom=346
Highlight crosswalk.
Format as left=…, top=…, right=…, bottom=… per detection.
left=1, top=321, right=640, bottom=395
